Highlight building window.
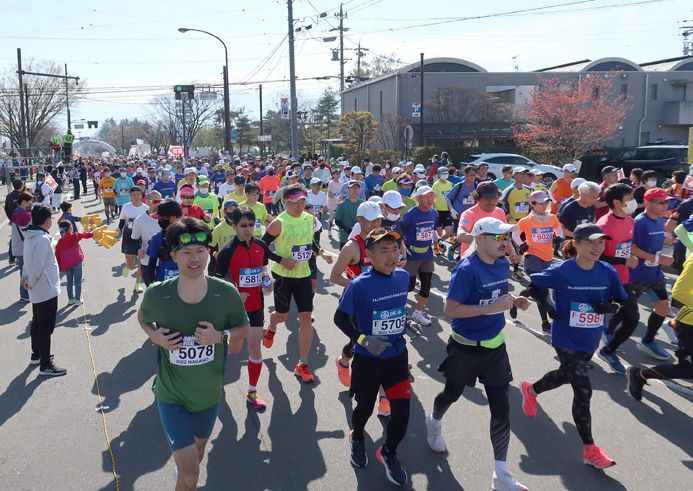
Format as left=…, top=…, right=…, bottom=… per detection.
left=354, top=98, right=357, bottom=111
left=650, top=84, right=657, bottom=100
left=620, top=84, right=628, bottom=100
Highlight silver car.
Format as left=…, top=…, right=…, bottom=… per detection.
left=463, top=153, right=564, bottom=183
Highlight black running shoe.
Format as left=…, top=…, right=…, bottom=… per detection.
left=376, top=446, right=407, bottom=485
left=626, top=367, right=646, bottom=402
left=30, top=354, right=54, bottom=366
left=541, top=321, right=551, bottom=334
left=349, top=430, right=368, bottom=468
left=39, top=363, right=67, bottom=377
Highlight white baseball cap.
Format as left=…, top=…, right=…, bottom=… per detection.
left=414, top=164, right=425, bottom=172
left=570, top=178, right=586, bottom=189
left=184, top=167, right=197, bottom=175
left=310, top=177, right=321, bottom=185
left=472, top=217, right=518, bottom=237
left=382, top=190, right=404, bottom=209
left=416, top=185, right=435, bottom=196
left=351, top=166, right=362, bottom=174
left=356, top=201, right=384, bottom=221
left=562, top=163, right=577, bottom=172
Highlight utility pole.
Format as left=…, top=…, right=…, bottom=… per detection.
left=182, top=101, right=187, bottom=159
left=16, top=49, right=26, bottom=154
left=682, top=22, right=693, bottom=56
left=356, top=41, right=369, bottom=82
left=121, top=125, right=125, bottom=155
left=65, top=64, right=71, bottom=130
left=288, top=0, right=299, bottom=159
left=259, top=84, right=264, bottom=158
left=339, top=4, right=345, bottom=95
left=420, top=53, right=425, bottom=147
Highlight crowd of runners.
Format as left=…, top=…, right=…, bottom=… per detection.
left=6, top=151, right=692, bottom=490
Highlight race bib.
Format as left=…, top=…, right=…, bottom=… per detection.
left=119, top=188, right=129, bottom=196
left=238, top=267, right=262, bottom=288
left=479, top=286, right=508, bottom=310
left=514, top=202, right=530, bottom=214
left=462, top=195, right=474, bottom=205
left=372, top=306, right=406, bottom=336
left=569, top=302, right=604, bottom=328
left=104, top=187, right=113, bottom=194
left=163, top=269, right=179, bottom=280
left=254, top=219, right=262, bottom=231
left=531, top=227, right=553, bottom=243
left=268, top=190, right=276, bottom=198
left=313, top=205, right=323, bottom=214
left=169, top=336, right=215, bottom=366
left=416, top=224, right=434, bottom=242
left=127, top=218, right=135, bottom=229
left=203, top=209, right=213, bottom=217
left=615, top=242, right=631, bottom=258
left=291, top=245, right=312, bottom=262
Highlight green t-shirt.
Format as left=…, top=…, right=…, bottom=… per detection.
left=238, top=199, right=268, bottom=237
left=193, top=193, right=220, bottom=220
left=381, top=179, right=398, bottom=193
left=334, top=198, right=363, bottom=243
left=140, top=276, right=249, bottom=412
left=494, top=178, right=515, bottom=192
left=400, top=196, right=417, bottom=216
left=211, top=220, right=236, bottom=250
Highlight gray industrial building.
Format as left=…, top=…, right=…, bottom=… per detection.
left=341, top=56, right=693, bottom=150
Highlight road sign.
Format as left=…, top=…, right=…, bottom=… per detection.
left=230, top=130, right=238, bottom=144
left=169, top=146, right=184, bottom=156
left=412, top=102, right=421, bottom=118
left=73, top=123, right=84, bottom=130
left=258, top=135, right=272, bottom=142
left=281, top=98, right=289, bottom=120
left=197, top=92, right=218, bottom=101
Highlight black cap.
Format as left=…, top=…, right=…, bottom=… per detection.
left=12, top=179, right=23, bottom=190
left=476, top=181, right=499, bottom=199
left=601, top=166, right=617, bottom=175
left=573, top=223, right=612, bottom=241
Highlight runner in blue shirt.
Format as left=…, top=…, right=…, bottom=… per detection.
left=402, top=186, right=438, bottom=326
left=147, top=200, right=183, bottom=282
left=520, top=223, right=627, bottom=470
left=364, top=164, right=383, bottom=198
left=425, top=217, right=530, bottom=491
left=153, top=170, right=178, bottom=199
left=334, top=228, right=411, bottom=486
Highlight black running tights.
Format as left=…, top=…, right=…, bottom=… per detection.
left=532, top=346, right=594, bottom=445
left=641, top=321, right=693, bottom=381
left=432, top=381, right=510, bottom=461
left=352, top=396, right=409, bottom=454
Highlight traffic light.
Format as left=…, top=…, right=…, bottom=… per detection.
left=174, top=85, right=195, bottom=100
left=87, top=121, right=98, bottom=129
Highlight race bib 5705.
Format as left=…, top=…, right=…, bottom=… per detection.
left=372, top=306, right=406, bottom=336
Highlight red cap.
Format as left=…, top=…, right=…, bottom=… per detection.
left=643, top=188, right=675, bottom=202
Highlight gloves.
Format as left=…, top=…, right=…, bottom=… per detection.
left=521, top=282, right=563, bottom=320
left=92, top=225, right=119, bottom=249
left=518, top=243, right=529, bottom=255
left=358, top=335, right=392, bottom=356
left=80, top=214, right=103, bottom=231
left=449, top=207, right=458, bottom=220
left=509, top=305, right=518, bottom=319
left=553, top=236, right=564, bottom=248
left=591, top=302, right=621, bottom=315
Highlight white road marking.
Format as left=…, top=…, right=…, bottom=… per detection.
left=656, top=379, right=693, bottom=398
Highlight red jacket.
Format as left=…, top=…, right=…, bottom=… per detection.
left=55, top=232, right=92, bottom=272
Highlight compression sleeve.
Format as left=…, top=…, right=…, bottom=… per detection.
left=261, top=231, right=276, bottom=246
left=334, top=309, right=361, bottom=344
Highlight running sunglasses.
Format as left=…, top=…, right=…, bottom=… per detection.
left=174, top=232, right=209, bottom=250
left=236, top=223, right=254, bottom=228
left=150, top=199, right=162, bottom=204
left=483, top=233, right=510, bottom=241
left=181, top=195, right=195, bottom=199
left=648, top=199, right=668, bottom=205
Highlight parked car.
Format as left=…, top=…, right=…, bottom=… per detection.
left=462, top=153, right=564, bottom=183
left=606, top=145, right=689, bottom=183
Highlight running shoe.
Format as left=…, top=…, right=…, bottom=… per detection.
left=541, top=321, right=551, bottom=335
left=376, top=446, right=408, bottom=485
left=30, top=354, right=54, bottom=366
left=626, top=367, right=647, bottom=402
left=263, top=327, right=276, bottom=348
left=662, top=320, right=679, bottom=344
left=336, top=356, right=351, bottom=387
left=349, top=429, right=368, bottom=468
left=74, top=299, right=82, bottom=306
left=327, top=231, right=333, bottom=240
left=492, top=470, right=528, bottom=491
left=425, top=413, right=446, bottom=453
left=511, top=271, right=524, bottom=282
left=433, top=244, right=443, bottom=256
left=411, top=311, right=432, bottom=326
left=520, top=382, right=537, bottom=418
left=20, top=297, right=30, bottom=303
left=597, top=347, right=626, bottom=374
left=636, top=340, right=670, bottom=361
left=509, top=305, right=518, bottom=319
left=377, top=397, right=391, bottom=417
left=247, top=390, right=267, bottom=410
left=437, top=241, right=447, bottom=256
left=294, top=362, right=314, bottom=383
left=39, top=363, right=67, bottom=377
left=583, top=445, right=616, bottom=469
left=122, top=266, right=130, bottom=278
left=68, top=298, right=75, bottom=305
left=447, top=245, right=456, bottom=261
left=134, top=282, right=144, bottom=293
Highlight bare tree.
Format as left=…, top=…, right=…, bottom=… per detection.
left=0, top=60, right=85, bottom=151
left=150, top=94, right=220, bottom=149
left=376, top=113, right=408, bottom=156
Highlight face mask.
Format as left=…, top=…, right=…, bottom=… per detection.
left=646, top=179, right=657, bottom=187
left=385, top=212, right=400, bottom=221
left=385, top=164, right=390, bottom=169
left=120, top=172, right=126, bottom=178
left=399, top=188, right=412, bottom=197
left=158, top=218, right=171, bottom=230
left=623, top=199, right=637, bottom=214
left=320, top=163, right=326, bottom=168
left=198, top=187, right=209, bottom=195
left=104, top=173, right=110, bottom=178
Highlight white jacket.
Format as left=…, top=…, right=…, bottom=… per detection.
left=22, top=226, right=60, bottom=303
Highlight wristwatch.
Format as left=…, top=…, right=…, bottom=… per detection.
left=221, top=329, right=231, bottom=343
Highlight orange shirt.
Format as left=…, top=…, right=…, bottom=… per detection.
left=551, top=177, right=573, bottom=214
left=517, top=213, right=562, bottom=262
left=259, top=175, right=281, bottom=204
left=457, top=205, right=507, bottom=256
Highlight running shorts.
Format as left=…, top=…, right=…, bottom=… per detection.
left=121, top=228, right=141, bottom=255
left=271, top=273, right=313, bottom=314
left=629, top=279, right=669, bottom=303
left=156, top=399, right=221, bottom=452
left=403, top=258, right=435, bottom=276
left=247, top=308, right=264, bottom=327
left=437, top=337, right=513, bottom=388
left=524, top=254, right=552, bottom=274
left=350, top=350, right=411, bottom=400
left=437, top=210, right=454, bottom=228
left=103, top=197, right=116, bottom=206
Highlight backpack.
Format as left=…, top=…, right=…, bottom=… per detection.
left=34, top=182, right=45, bottom=203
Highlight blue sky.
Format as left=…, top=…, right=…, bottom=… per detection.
left=1, top=0, right=689, bottom=139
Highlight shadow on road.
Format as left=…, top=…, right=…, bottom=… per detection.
left=0, top=365, right=48, bottom=428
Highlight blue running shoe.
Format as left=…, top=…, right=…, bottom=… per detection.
left=598, top=347, right=626, bottom=374
left=636, top=340, right=670, bottom=361
left=447, top=245, right=455, bottom=261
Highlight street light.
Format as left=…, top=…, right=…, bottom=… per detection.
left=178, top=27, right=231, bottom=156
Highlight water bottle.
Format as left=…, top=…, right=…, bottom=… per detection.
left=262, top=275, right=272, bottom=295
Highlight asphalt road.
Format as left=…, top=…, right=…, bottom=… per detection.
left=0, top=181, right=691, bottom=491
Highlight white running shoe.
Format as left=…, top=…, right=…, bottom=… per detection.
left=425, top=413, right=446, bottom=453
left=492, top=470, right=528, bottom=491
left=411, top=311, right=432, bottom=326
left=662, top=320, right=679, bottom=344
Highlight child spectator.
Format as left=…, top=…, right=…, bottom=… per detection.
left=55, top=220, right=92, bottom=305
